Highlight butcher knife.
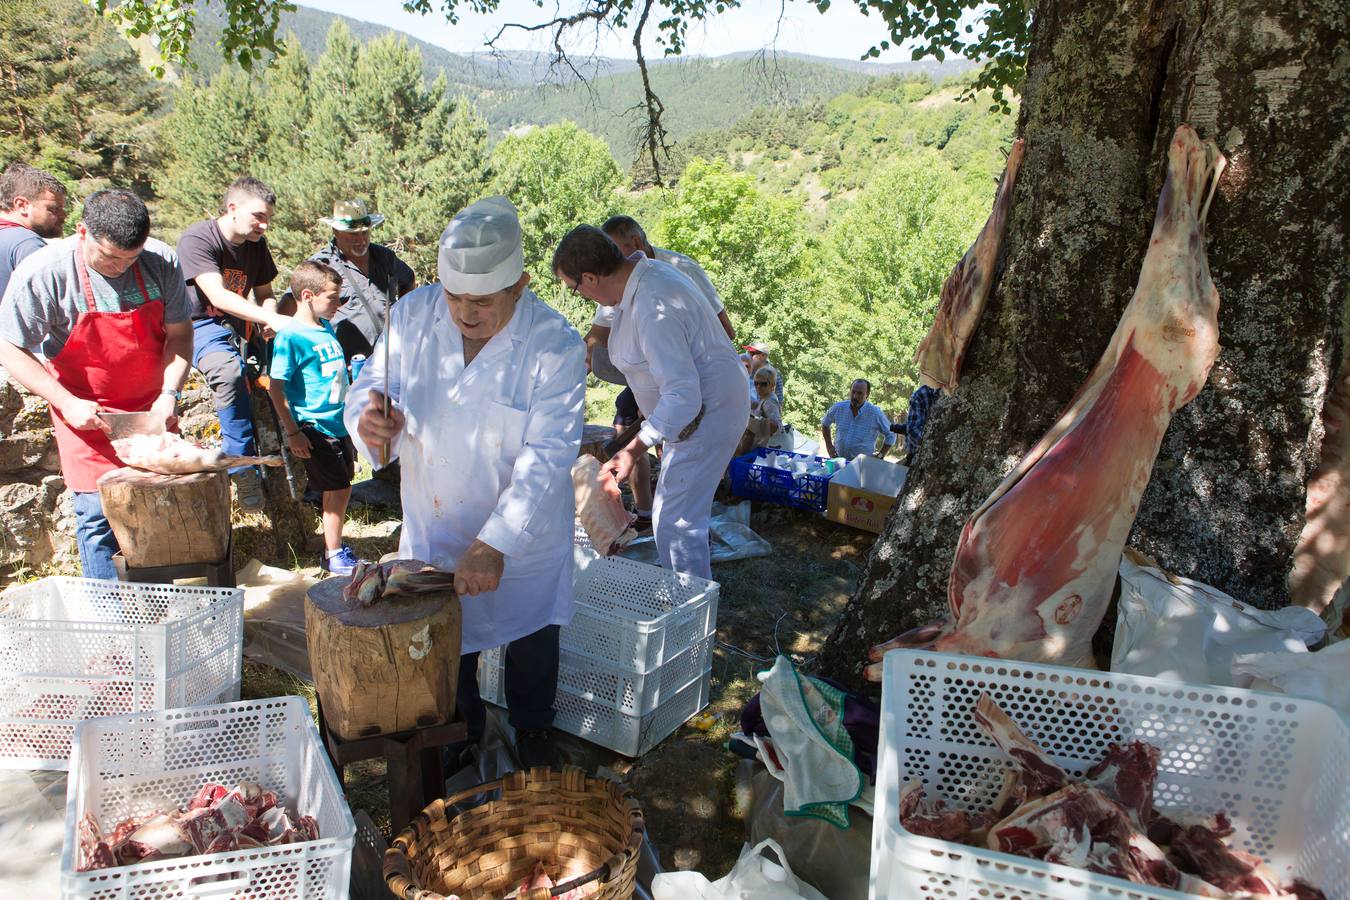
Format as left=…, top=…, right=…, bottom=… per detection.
left=99, top=411, right=165, bottom=441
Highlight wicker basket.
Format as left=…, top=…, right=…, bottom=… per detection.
left=384, top=766, right=644, bottom=900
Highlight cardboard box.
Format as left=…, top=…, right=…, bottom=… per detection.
left=825, top=454, right=908, bottom=533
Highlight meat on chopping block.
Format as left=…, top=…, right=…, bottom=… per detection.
left=572, top=454, right=637, bottom=556
left=868, top=124, right=1226, bottom=675
left=914, top=137, right=1026, bottom=391
left=112, top=431, right=281, bottom=475
left=305, top=561, right=462, bottom=740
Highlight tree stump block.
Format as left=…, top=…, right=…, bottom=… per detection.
left=96, top=467, right=231, bottom=568
left=305, top=560, right=462, bottom=742
left=581, top=423, right=617, bottom=462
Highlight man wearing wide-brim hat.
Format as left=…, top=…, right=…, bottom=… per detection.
left=296, top=199, right=415, bottom=362
left=343, top=195, right=585, bottom=770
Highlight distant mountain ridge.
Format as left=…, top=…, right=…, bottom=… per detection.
left=185, top=2, right=981, bottom=162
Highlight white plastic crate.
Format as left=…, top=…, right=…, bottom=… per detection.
left=62, top=696, right=355, bottom=899
left=0, top=578, right=244, bottom=771
left=871, top=650, right=1349, bottom=900
left=568, top=550, right=718, bottom=673
left=481, top=655, right=710, bottom=757
left=481, top=632, right=713, bottom=718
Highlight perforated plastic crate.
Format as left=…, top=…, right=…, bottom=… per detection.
left=871, top=650, right=1349, bottom=900
left=567, top=550, right=718, bottom=673
left=0, top=578, right=244, bottom=771
left=728, top=447, right=834, bottom=511
left=62, top=696, right=355, bottom=899
left=480, top=654, right=710, bottom=758
left=481, top=632, right=713, bottom=718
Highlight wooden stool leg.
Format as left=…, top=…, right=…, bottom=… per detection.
left=418, top=744, right=445, bottom=812
left=385, top=737, right=414, bottom=833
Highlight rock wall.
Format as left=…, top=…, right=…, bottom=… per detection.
left=0, top=369, right=74, bottom=574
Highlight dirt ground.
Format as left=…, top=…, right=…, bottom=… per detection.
left=226, top=469, right=879, bottom=879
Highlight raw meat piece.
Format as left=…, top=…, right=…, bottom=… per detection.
left=971, top=693, right=1070, bottom=796
left=77, top=814, right=116, bottom=871
left=897, top=779, right=994, bottom=842
left=1170, top=825, right=1286, bottom=895
left=180, top=807, right=230, bottom=854
left=915, top=137, right=1026, bottom=390
left=519, top=860, right=554, bottom=892
left=869, top=124, right=1226, bottom=674
left=117, top=812, right=193, bottom=864
left=342, top=559, right=456, bottom=606
left=112, top=432, right=225, bottom=473
left=572, top=454, right=637, bottom=556
left=1085, top=741, right=1159, bottom=826
left=186, top=783, right=228, bottom=810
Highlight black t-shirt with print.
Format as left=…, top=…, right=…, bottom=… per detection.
left=176, top=218, right=278, bottom=328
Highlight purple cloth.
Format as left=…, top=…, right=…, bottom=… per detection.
left=740, top=674, right=880, bottom=782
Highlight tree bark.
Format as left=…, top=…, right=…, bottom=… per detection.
left=817, top=0, right=1349, bottom=685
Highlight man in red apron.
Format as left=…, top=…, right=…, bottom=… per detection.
left=0, top=190, right=193, bottom=579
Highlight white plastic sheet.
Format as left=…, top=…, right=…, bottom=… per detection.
left=652, top=838, right=828, bottom=900
left=1232, top=640, right=1350, bottom=718
left=1111, top=557, right=1326, bottom=688
left=620, top=501, right=772, bottom=565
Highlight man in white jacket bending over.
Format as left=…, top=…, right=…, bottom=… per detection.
left=554, top=225, right=748, bottom=580
left=346, top=196, right=585, bottom=769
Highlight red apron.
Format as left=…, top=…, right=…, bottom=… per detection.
left=47, top=238, right=166, bottom=492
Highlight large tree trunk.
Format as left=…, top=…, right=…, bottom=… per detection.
left=817, top=0, right=1348, bottom=685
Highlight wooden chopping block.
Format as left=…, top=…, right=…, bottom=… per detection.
left=580, top=423, right=617, bottom=462
left=97, top=467, right=231, bottom=568
left=305, top=561, right=462, bottom=741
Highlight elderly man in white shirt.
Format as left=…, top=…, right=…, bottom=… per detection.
left=346, top=196, right=585, bottom=769
left=554, top=225, right=749, bottom=580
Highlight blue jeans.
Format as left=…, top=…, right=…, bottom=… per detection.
left=72, top=491, right=119, bottom=580
left=192, top=319, right=257, bottom=475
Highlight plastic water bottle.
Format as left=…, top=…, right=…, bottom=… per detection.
left=349, top=354, right=367, bottom=383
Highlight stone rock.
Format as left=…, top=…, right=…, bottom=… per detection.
left=0, top=430, right=58, bottom=473
left=0, top=474, right=72, bottom=569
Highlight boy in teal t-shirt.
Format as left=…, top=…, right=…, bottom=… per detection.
left=267, top=260, right=362, bottom=575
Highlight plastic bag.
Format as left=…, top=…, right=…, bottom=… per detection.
left=1111, top=557, right=1326, bottom=687
left=1231, top=640, right=1350, bottom=718
left=651, top=838, right=828, bottom=900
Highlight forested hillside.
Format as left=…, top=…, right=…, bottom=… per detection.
left=2, top=0, right=1014, bottom=428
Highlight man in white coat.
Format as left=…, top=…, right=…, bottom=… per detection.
left=554, top=225, right=748, bottom=580
left=346, top=196, right=585, bottom=769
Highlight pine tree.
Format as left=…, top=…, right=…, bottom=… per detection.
left=0, top=0, right=162, bottom=195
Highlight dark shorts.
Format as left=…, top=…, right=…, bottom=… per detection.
left=614, top=387, right=640, bottom=426
left=298, top=426, right=356, bottom=492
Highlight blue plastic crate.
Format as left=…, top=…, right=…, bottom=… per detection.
left=728, top=447, right=834, bottom=511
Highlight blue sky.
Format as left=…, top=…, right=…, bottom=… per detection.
left=300, top=0, right=911, bottom=61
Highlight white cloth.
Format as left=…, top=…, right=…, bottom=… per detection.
left=344, top=287, right=586, bottom=653
left=607, top=256, right=748, bottom=578
left=436, top=196, right=524, bottom=296
left=592, top=247, right=723, bottom=327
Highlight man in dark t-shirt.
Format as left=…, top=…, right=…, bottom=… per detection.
left=176, top=176, right=288, bottom=510
left=0, top=163, right=67, bottom=302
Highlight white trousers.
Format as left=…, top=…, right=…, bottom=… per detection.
left=652, top=400, right=748, bottom=580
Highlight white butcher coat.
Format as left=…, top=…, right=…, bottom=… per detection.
left=343, top=286, right=586, bottom=653
left=607, top=257, right=749, bottom=579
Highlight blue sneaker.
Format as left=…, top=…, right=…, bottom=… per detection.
left=321, top=545, right=360, bottom=577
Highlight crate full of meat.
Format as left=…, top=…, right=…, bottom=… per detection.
left=729, top=447, right=836, bottom=512
left=62, top=696, right=355, bottom=899
left=0, top=577, right=243, bottom=771
left=871, top=650, right=1347, bottom=900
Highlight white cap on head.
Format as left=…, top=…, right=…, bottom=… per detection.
left=437, top=196, right=525, bottom=295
